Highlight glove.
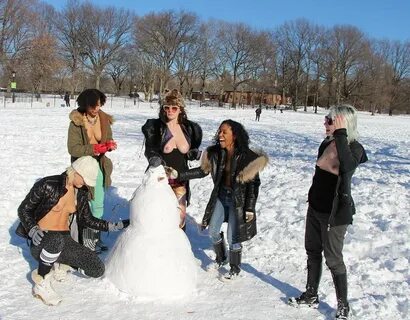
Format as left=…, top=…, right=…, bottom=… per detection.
left=28, top=225, right=46, bottom=246
left=108, top=219, right=130, bottom=232
left=148, top=156, right=162, bottom=168
left=93, top=143, right=108, bottom=155
left=200, top=224, right=207, bottom=231
left=164, top=166, right=178, bottom=179
left=105, top=140, right=117, bottom=151
left=245, top=211, right=254, bottom=223
left=187, top=148, right=202, bottom=161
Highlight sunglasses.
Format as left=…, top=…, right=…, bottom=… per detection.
left=324, top=115, right=334, bottom=125
left=163, top=105, right=179, bottom=112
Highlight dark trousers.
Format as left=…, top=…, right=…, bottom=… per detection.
left=305, top=206, right=348, bottom=275
left=30, top=231, right=105, bottom=278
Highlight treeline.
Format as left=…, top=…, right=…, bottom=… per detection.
left=1, top=0, right=409, bottom=113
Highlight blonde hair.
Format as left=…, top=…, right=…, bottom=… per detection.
left=66, top=166, right=76, bottom=184
left=328, top=105, right=359, bottom=143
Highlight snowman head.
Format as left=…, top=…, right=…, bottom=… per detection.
left=143, top=165, right=168, bottom=186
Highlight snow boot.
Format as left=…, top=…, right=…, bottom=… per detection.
left=288, top=260, right=321, bottom=308
left=53, top=263, right=72, bottom=282
left=213, top=232, right=227, bottom=267
left=31, top=270, right=62, bottom=306
left=225, top=248, right=241, bottom=279
left=332, top=272, right=350, bottom=319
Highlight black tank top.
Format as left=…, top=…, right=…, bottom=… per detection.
left=308, top=166, right=338, bottom=214
left=162, top=149, right=188, bottom=173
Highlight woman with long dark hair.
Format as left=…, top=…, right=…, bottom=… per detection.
left=178, top=119, right=268, bottom=279
left=289, top=105, right=368, bottom=320
left=142, top=89, right=202, bottom=230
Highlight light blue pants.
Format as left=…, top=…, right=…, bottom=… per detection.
left=208, top=187, right=241, bottom=250
left=89, top=167, right=104, bottom=219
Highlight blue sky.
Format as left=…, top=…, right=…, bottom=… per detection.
left=46, top=0, right=409, bottom=41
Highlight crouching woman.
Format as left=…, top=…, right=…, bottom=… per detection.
left=178, top=119, right=268, bottom=278
left=17, top=156, right=128, bottom=306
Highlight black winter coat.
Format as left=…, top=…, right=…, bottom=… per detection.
left=179, top=145, right=268, bottom=243
left=141, top=118, right=202, bottom=205
left=141, top=118, right=202, bottom=163
left=310, top=129, right=368, bottom=227
left=17, top=173, right=109, bottom=235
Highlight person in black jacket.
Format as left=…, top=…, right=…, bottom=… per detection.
left=177, top=119, right=268, bottom=278
left=141, top=89, right=202, bottom=230
left=289, top=105, right=368, bottom=320
left=17, top=156, right=128, bottom=306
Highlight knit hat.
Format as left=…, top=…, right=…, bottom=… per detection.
left=71, top=156, right=99, bottom=187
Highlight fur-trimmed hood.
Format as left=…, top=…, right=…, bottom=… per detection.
left=69, top=109, right=114, bottom=126
left=200, top=147, right=268, bottom=183
left=236, top=149, right=268, bottom=183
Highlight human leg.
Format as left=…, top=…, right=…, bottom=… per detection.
left=324, top=225, right=349, bottom=319
left=208, top=199, right=227, bottom=265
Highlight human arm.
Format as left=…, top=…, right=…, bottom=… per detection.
left=67, top=122, right=94, bottom=157
left=17, top=179, right=45, bottom=232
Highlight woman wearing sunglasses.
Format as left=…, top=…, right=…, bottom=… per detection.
left=142, top=89, right=202, bottom=231
left=289, top=105, right=368, bottom=320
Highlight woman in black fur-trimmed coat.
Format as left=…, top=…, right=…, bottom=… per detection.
left=178, top=119, right=268, bottom=278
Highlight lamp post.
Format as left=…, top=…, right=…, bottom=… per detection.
left=11, top=71, right=16, bottom=103
left=133, top=84, right=137, bottom=106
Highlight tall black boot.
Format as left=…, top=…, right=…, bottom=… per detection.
left=227, top=247, right=242, bottom=278
left=332, top=272, right=350, bottom=319
left=213, top=232, right=227, bottom=267
left=288, top=260, right=321, bottom=308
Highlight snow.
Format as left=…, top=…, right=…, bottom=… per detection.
left=0, top=99, right=409, bottom=320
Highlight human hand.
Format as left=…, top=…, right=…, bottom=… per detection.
left=108, top=219, right=130, bottom=232
left=200, top=224, right=207, bottom=231
left=164, top=166, right=178, bottom=179
left=333, top=115, right=346, bottom=130
left=93, top=143, right=108, bottom=155
left=148, top=156, right=162, bottom=168
left=28, top=225, right=46, bottom=246
left=245, top=211, right=254, bottom=223
left=187, top=148, right=202, bottom=161
left=105, top=140, right=117, bottom=151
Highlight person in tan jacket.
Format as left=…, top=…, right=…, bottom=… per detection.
left=67, top=89, right=117, bottom=253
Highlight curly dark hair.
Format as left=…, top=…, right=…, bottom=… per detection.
left=76, top=89, right=106, bottom=113
left=213, top=119, right=250, bottom=152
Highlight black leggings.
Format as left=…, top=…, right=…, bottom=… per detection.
left=30, top=231, right=105, bottom=278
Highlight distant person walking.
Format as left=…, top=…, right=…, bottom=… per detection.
left=64, top=92, right=70, bottom=107
left=255, top=106, right=262, bottom=121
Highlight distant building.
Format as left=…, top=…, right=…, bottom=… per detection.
left=222, top=90, right=290, bottom=106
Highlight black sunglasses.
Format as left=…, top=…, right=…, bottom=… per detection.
left=324, top=115, right=334, bottom=125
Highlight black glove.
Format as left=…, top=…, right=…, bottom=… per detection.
left=108, top=219, right=130, bottom=232
left=148, top=156, right=162, bottom=168
left=28, top=225, right=46, bottom=246
left=186, top=149, right=202, bottom=161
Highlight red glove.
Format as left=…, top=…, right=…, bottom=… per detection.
left=105, top=140, right=117, bottom=151
left=93, top=143, right=108, bottom=155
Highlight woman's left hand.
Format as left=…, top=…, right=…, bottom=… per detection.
left=333, top=115, right=346, bottom=130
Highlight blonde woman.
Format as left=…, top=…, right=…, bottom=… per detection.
left=289, top=105, right=368, bottom=320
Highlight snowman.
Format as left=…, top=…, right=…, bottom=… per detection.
left=105, top=165, right=198, bottom=299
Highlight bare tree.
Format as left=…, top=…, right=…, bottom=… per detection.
left=134, top=10, right=198, bottom=94
left=80, top=3, right=132, bottom=89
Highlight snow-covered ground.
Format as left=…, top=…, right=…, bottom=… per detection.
left=0, top=99, right=409, bottom=320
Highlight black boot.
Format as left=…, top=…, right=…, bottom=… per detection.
left=213, top=232, right=227, bottom=267
left=289, top=260, right=322, bottom=308
left=226, top=247, right=241, bottom=279
left=332, top=273, right=350, bottom=319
